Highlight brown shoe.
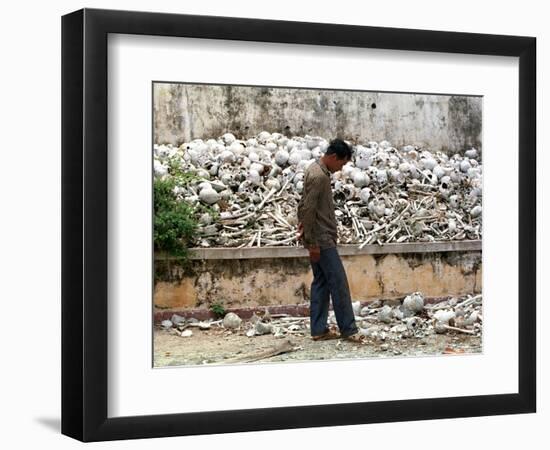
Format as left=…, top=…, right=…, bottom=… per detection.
left=343, top=333, right=367, bottom=344
left=312, top=329, right=340, bottom=341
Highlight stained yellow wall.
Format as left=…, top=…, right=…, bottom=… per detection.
left=154, top=251, right=481, bottom=311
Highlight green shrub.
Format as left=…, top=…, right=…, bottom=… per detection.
left=153, top=177, right=197, bottom=258
left=209, top=302, right=226, bottom=318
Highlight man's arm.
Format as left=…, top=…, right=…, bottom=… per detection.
left=298, top=175, right=323, bottom=260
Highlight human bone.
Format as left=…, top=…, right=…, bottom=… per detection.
left=223, top=312, right=242, bottom=329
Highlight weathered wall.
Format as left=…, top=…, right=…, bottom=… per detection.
left=153, top=83, right=482, bottom=154
left=154, top=250, right=482, bottom=312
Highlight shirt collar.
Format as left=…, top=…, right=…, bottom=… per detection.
left=318, top=160, right=331, bottom=177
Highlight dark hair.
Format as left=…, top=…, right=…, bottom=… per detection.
left=326, top=138, right=353, bottom=160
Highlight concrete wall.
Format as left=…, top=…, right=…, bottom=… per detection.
left=153, top=83, right=482, bottom=154
left=154, top=242, right=482, bottom=312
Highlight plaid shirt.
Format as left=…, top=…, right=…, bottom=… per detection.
left=297, top=160, right=338, bottom=248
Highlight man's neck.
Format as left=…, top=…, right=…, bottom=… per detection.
left=318, top=157, right=332, bottom=176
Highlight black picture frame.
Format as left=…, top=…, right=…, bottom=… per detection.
left=61, top=8, right=536, bottom=442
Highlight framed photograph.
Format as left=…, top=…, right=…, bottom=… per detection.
left=62, top=8, right=536, bottom=442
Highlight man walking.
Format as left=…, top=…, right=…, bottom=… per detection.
left=297, top=139, right=364, bottom=343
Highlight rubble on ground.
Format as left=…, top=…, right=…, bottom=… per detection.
left=158, top=292, right=483, bottom=347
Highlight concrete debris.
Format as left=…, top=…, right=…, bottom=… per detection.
left=181, top=329, right=193, bottom=337
left=154, top=133, right=482, bottom=248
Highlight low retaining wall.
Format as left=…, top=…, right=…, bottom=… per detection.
left=154, top=241, right=482, bottom=313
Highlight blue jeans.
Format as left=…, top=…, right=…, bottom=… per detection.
left=309, top=247, right=358, bottom=337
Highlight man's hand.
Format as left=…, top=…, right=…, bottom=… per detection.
left=298, top=223, right=320, bottom=262
left=297, top=223, right=304, bottom=241
left=308, top=245, right=321, bottom=263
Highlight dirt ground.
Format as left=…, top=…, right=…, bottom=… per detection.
left=154, top=325, right=482, bottom=367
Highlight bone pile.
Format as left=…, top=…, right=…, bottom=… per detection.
left=355, top=292, right=483, bottom=341
left=154, top=131, right=482, bottom=248
left=160, top=292, right=482, bottom=343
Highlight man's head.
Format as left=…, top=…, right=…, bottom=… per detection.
left=321, top=139, right=353, bottom=173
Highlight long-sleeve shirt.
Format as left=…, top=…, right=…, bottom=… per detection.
left=297, top=160, right=338, bottom=248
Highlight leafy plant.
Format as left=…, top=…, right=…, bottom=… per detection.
left=209, top=302, right=226, bottom=318
left=153, top=176, right=197, bottom=259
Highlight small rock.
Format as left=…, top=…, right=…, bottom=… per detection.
left=249, top=312, right=261, bottom=324
left=223, top=312, right=242, bottom=329
left=360, top=306, right=370, bottom=316
left=161, top=320, right=173, bottom=330
left=181, top=329, right=193, bottom=337
left=246, top=328, right=256, bottom=337
left=380, top=343, right=390, bottom=351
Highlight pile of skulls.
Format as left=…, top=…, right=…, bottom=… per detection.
left=159, top=292, right=482, bottom=342
left=160, top=310, right=311, bottom=340
left=154, top=131, right=482, bottom=248
left=354, top=292, right=483, bottom=341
